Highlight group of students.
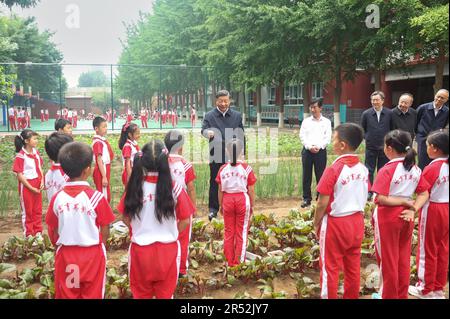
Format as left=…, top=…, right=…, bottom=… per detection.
left=8, top=106, right=32, bottom=131
left=313, top=123, right=448, bottom=299
left=12, top=116, right=256, bottom=299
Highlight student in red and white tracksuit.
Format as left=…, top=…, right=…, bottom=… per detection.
left=8, top=107, right=17, bottom=131
left=45, top=141, right=115, bottom=299
left=40, top=109, right=45, bottom=122
left=371, top=130, right=429, bottom=299
left=72, top=110, right=78, bottom=128
left=191, top=107, right=196, bottom=127
left=216, top=152, right=256, bottom=267
left=44, top=132, right=74, bottom=202
left=117, top=140, right=194, bottom=299
left=119, top=123, right=141, bottom=186
left=46, top=182, right=115, bottom=299
left=166, top=145, right=196, bottom=276
left=13, top=130, right=44, bottom=237
left=314, top=123, right=370, bottom=299
left=126, top=109, right=133, bottom=123
left=410, top=131, right=449, bottom=299
left=45, top=109, right=49, bottom=121
left=140, top=108, right=148, bottom=128
left=92, top=117, right=114, bottom=203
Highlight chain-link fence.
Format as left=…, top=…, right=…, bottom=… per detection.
left=0, top=62, right=254, bottom=132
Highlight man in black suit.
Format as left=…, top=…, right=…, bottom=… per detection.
left=361, top=91, right=393, bottom=198
left=391, top=93, right=417, bottom=140
left=201, top=90, right=245, bottom=221
left=415, top=89, right=449, bottom=170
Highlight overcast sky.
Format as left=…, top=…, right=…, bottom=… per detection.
left=2, top=0, right=154, bottom=87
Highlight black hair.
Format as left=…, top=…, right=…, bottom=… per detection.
left=334, top=123, right=364, bottom=151
left=14, top=129, right=38, bottom=153
left=54, top=119, right=71, bottom=131
left=427, top=130, right=449, bottom=156
left=216, top=90, right=230, bottom=99
left=164, top=130, right=184, bottom=153
left=119, top=123, right=139, bottom=150
left=226, top=138, right=244, bottom=166
left=92, top=116, right=106, bottom=129
left=371, top=91, right=385, bottom=100
left=309, top=98, right=323, bottom=108
left=45, top=133, right=74, bottom=162
left=384, top=130, right=416, bottom=171
left=124, top=140, right=174, bottom=223
left=58, top=142, right=93, bottom=179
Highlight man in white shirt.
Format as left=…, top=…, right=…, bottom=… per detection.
left=299, top=99, right=332, bottom=208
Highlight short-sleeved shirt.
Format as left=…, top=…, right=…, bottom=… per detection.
left=215, top=161, right=257, bottom=194
left=92, top=135, right=114, bottom=165
left=117, top=173, right=196, bottom=246
left=372, top=157, right=429, bottom=221
left=45, top=181, right=115, bottom=246
left=122, top=139, right=140, bottom=169
left=422, top=157, right=449, bottom=203
left=45, top=163, right=70, bottom=202
left=8, top=108, right=15, bottom=116
left=168, top=154, right=196, bottom=190
left=317, top=154, right=370, bottom=217
left=12, top=147, right=44, bottom=181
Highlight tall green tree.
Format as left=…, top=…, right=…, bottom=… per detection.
left=411, top=2, right=449, bottom=93
left=78, top=70, right=108, bottom=87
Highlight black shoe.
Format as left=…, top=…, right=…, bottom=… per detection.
left=301, top=201, right=311, bottom=209
left=367, top=192, right=373, bottom=202
left=208, top=211, right=218, bottom=221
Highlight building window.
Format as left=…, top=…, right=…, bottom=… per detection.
left=312, top=82, right=324, bottom=99
left=284, top=84, right=304, bottom=104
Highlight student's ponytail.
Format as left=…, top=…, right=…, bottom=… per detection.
left=154, top=141, right=175, bottom=223
left=14, top=129, right=38, bottom=153
left=384, top=130, right=416, bottom=171
left=404, top=146, right=417, bottom=171
left=124, top=152, right=144, bottom=220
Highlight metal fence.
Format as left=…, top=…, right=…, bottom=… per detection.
left=0, top=62, right=252, bottom=132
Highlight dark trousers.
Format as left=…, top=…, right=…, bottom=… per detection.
left=301, top=148, right=327, bottom=202
left=209, top=162, right=223, bottom=213
left=365, top=148, right=389, bottom=185
left=417, top=138, right=431, bottom=170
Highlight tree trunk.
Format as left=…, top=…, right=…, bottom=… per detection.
left=334, top=66, right=342, bottom=128
left=374, top=69, right=382, bottom=92
left=277, top=81, right=285, bottom=129
left=256, top=85, right=262, bottom=127
left=303, top=82, right=311, bottom=119
left=434, top=43, right=445, bottom=94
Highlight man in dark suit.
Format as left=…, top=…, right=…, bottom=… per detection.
left=391, top=93, right=417, bottom=140
left=415, top=89, right=449, bottom=170
left=201, top=90, right=245, bottom=221
left=361, top=91, right=393, bottom=198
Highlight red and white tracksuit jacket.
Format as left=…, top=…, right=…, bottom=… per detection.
left=168, top=154, right=196, bottom=275
left=8, top=108, right=17, bottom=131
left=117, top=174, right=195, bottom=299
left=121, top=139, right=140, bottom=186
left=216, top=161, right=257, bottom=267
left=12, top=147, right=44, bottom=237
left=371, top=158, right=429, bottom=299
left=416, top=157, right=449, bottom=295
left=92, top=135, right=114, bottom=203
left=45, top=181, right=115, bottom=299
left=45, top=163, right=70, bottom=203
left=316, top=154, right=370, bottom=299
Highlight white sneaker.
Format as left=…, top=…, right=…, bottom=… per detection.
left=408, top=285, right=435, bottom=299
left=432, top=290, right=446, bottom=299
